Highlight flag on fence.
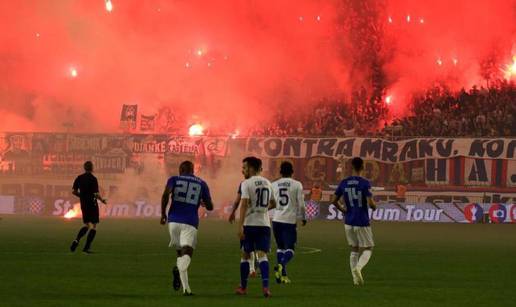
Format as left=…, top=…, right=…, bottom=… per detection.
left=27, top=198, right=45, bottom=215
left=140, top=114, right=156, bottom=132
left=119, top=104, right=138, bottom=130
left=202, top=138, right=228, bottom=156
left=305, top=200, right=320, bottom=220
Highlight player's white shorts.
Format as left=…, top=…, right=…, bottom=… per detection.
left=168, top=222, right=198, bottom=249
left=345, top=224, right=374, bottom=248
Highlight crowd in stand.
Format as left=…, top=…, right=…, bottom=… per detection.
left=247, top=81, right=515, bottom=138
left=380, top=81, right=515, bottom=138
left=139, top=81, right=515, bottom=138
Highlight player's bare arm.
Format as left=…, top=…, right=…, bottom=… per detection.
left=238, top=198, right=248, bottom=239
left=94, top=192, right=107, bottom=204
left=160, top=186, right=171, bottom=225
left=367, top=196, right=376, bottom=211
left=229, top=193, right=241, bottom=223
left=72, top=188, right=80, bottom=198
left=268, top=198, right=277, bottom=210
left=203, top=199, right=214, bottom=211
left=331, top=194, right=346, bottom=213
left=298, top=186, right=307, bottom=226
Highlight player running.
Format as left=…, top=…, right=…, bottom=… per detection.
left=271, top=161, right=306, bottom=284
left=331, top=157, right=376, bottom=286
left=235, top=156, right=276, bottom=298
left=160, top=161, right=213, bottom=296
left=69, top=161, right=107, bottom=254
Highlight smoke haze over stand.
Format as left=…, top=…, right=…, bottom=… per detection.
left=0, top=0, right=514, bottom=132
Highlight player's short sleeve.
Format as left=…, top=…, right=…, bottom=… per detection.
left=72, top=176, right=79, bottom=190
left=201, top=181, right=212, bottom=203
left=335, top=181, right=345, bottom=197
left=166, top=176, right=175, bottom=190
left=267, top=180, right=276, bottom=201
left=240, top=180, right=250, bottom=199
left=296, top=182, right=305, bottom=209
left=93, top=177, right=99, bottom=193
left=363, top=180, right=373, bottom=197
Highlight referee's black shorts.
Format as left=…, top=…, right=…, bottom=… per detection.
left=81, top=201, right=99, bottom=224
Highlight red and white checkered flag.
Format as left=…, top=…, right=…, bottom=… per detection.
left=305, top=200, right=320, bottom=220
left=28, top=198, right=44, bottom=215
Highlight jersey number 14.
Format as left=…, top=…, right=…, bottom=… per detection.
left=345, top=187, right=362, bottom=207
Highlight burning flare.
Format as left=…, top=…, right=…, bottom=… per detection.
left=189, top=124, right=204, bottom=136
left=64, top=203, right=81, bottom=219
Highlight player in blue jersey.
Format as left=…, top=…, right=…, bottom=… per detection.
left=160, top=161, right=213, bottom=296
left=331, top=157, right=376, bottom=285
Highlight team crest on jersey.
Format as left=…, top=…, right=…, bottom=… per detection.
left=305, top=200, right=320, bottom=220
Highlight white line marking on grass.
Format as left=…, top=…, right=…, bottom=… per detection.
left=298, top=246, right=322, bottom=254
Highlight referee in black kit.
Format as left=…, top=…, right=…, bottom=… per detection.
left=69, top=161, right=107, bottom=254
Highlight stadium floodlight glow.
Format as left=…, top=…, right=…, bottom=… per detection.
left=189, top=124, right=204, bottom=136
left=105, top=0, right=113, bottom=12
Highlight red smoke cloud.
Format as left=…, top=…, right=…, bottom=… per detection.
left=0, top=0, right=514, bottom=132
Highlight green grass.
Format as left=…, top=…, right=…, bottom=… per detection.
left=0, top=217, right=515, bottom=307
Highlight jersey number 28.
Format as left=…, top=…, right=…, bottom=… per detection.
left=174, top=180, right=201, bottom=205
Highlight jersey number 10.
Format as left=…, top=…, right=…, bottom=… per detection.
left=254, top=188, right=270, bottom=208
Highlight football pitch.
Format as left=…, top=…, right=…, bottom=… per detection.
left=1, top=217, right=515, bottom=307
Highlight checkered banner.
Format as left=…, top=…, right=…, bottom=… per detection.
left=305, top=200, right=320, bottom=220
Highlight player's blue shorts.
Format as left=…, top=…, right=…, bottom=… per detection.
left=272, top=221, right=297, bottom=250
left=242, top=226, right=271, bottom=253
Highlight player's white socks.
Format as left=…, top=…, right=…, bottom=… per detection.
left=356, top=250, right=372, bottom=270
left=249, top=252, right=256, bottom=272
left=177, top=255, right=191, bottom=293
left=350, top=252, right=359, bottom=270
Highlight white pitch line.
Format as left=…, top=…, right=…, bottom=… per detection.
left=298, top=246, right=322, bottom=254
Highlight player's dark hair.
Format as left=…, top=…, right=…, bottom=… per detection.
left=84, top=161, right=93, bottom=172
left=280, top=161, right=294, bottom=177
left=351, top=157, right=364, bottom=172
left=179, top=160, right=194, bottom=175
left=242, top=156, right=262, bottom=172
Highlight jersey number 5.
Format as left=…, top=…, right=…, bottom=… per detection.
left=174, top=180, right=201, bottom=205
left=278, top=188, right=289, bottom=207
